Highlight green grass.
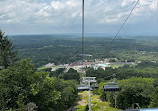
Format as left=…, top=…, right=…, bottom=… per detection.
left=111, top=64, right=124, bottom=68
left=75, top=91, right=120, bottom=111
left=111, top=65, right=119, bottom=68
left=37, top=66, right=50, bottom=70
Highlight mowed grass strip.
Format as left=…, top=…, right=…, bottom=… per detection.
left=75, top=91, right=120, bottom=111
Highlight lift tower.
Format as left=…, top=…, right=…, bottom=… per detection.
left=83, top=77, right=96, bottom=111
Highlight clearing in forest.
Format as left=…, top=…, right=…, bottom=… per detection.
left=75, top=91, right=119, bottom=111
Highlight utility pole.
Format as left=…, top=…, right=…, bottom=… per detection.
left=83, top=77, right=96, bottom=111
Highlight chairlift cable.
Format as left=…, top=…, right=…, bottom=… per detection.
left=110, top=0, right=140, bottom=44
left=82, top=0, right=85, bottom=78
left=80, top=0, right=139, bottom=81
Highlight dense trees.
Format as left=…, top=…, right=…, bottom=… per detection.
left=98, top=77, right=158, bottom=109
left=10, top=35, right=158, bottom=68
left=58, top=68, right=80, bottom=83
left=0, top=33, right=78, bottom=111
left=0, top=30, right=18, bottom=69
left=117, top=77, right=154, bottom=109
left=149, top=78, right=158, bottom=107
left=150, top=86, right=158, bottom=107
left=1, top=33, right=158, bottom=110
left=0, top=59, right=78, bottom=111
left=50, top=68, right=80, bottom=83
left=86, top=61, right=158, bottom=81
left=86, top=67, right=114, bottom=82
left=50, top=68, right=65, bottom=77
left=0, top=59, right=36, bottom=110
left=88, top=61, right=158, bottom=109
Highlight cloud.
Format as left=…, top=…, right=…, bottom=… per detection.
left=0, top=0, right=47, bottom=24
left=99, top=0, right=158, bottom=24
left=0, top=0, right=157, bottom=24
left=35, top=0, right=81, bottom=25
left=149, top=0, right=158, bottom=10
left=0, top=0, right=158, bottom=34
left=37, top=0, right=81, bottom=24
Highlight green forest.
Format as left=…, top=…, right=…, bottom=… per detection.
left=1, top=30, right=158, bottom=110
left=10, top=35, right=158, bottom=68
left=0, top=31, right=78, bottom=111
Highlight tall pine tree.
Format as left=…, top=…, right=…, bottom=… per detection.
left=0, top=30, right=18, bottom=69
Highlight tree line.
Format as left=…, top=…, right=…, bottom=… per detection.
left=10, top=35, right=158, bottom=68
left=1, top=30, right=158, bottom=110
left=87, top=61, right=158, bottom=109
left=0, top=30, right=78, bottom=111
left=97, top=77, right=158, bottom=109
left=86, top=61, right=158, bottom=82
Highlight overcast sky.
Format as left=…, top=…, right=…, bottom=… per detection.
left=0, top=0, right=158, bottom=35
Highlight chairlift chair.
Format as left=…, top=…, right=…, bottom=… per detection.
left=77, top=78, right=89, bottom=91
left=103, top=81, right=120, bottom=92
left=77, top=84, right=89, bottom=91
left=92, top=84, right=99, bottom=89
left=103, top=85, right=120, bottom=91
left=77, top=77, right=96, bottom=91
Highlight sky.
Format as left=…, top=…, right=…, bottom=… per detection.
left=0, top=0, right=158, bottom=35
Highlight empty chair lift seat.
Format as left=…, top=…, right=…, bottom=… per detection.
left=77, top=85, right=89, bottom=91
left=103, top=85, right=120, bottom=91
left=92, top=85, right=99, bottom=89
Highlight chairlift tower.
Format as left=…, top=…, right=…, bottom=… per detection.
left=83, top=77, right=96, bottom=111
